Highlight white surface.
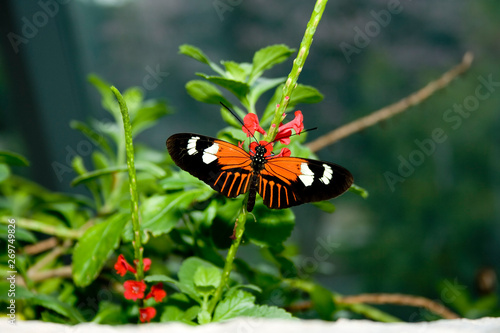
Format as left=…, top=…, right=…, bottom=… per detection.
left=2, top=317, right=500, bottom=333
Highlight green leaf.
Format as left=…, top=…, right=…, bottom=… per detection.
left=0, top=164, right=10, bottom=183
left=131, top=100, right=171, bottom=137
left=240, top=304, right=293, bottom=319
left=194, top=266, right=221, bottom=295
left=311, top=284, right=336, bottom=320
left=0, top=283, right=85, bottom=323
left=145, top=274, right=180, bottom=286
left=289, top=84, right=324, bottom=105
left=0, top=224, right=36, bottom=243
left=249, top=44, right=295, bottom=83
left=246, top=205, right=295, bottom=247
left=0, top=151, right=29, bottom=166
left=72, top=213, right=128, bottom=287
left=177, top=257, right=220, bottom=303
left=312, top=201, right=336, bottom=213
left=179, top=44, right=212, bottom=65
left=88, top=74, right=118, bottom=116
left=349, top=184, right=369, bottom=198
left=92, top=301, right=126, bottom=324
left=213, top=289, right=256, bottom=322
left=186, top=80, right=230, bottom=105
left=196, top=73, right=250, bottom=100
left=222, top=61, right=248, bottom=82
left=71, top=161, right=166, bottom=187
left=70, top=120, right=114, bottom=157
left=161, top=305, right=200, bottom=323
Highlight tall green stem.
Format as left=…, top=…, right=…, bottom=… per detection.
left=111, top=86, right=144, bottom=280
left=265, top=0, right=327, bottom=142
left=208, top=0, right=327, bottom=317
left=207, top=208, right=247, bottom=315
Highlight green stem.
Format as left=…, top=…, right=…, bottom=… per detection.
left=111, top=86, right=144, bottom=280
left=207, top=208, right=247, bottom=315
left=264, top=0, right=327, bottom=142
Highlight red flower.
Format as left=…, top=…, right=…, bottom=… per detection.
left=139, top=307, right=156, bottom=323
left=242, top=113, right=266, bottom=137
left=123, top=280, right=147, bottom=301
left=114, top=254, right=136, bottom=276
left=242, top=110, right=304, bottom=145
left=146, top=283, right=167, bottom=302
left=115, top=255, right=152, bottom=277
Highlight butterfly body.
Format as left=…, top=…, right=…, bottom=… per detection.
left=167, top=133, right=353, bottom=212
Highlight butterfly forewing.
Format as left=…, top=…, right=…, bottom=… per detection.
left=166, top=133, right=252, bottom=198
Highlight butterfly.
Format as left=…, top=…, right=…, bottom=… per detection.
left=166, top=133, right=353, bottom=212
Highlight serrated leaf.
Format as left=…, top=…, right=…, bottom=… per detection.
left=196, top=74, right=250, bottom=100
left=213, top=290, right=256, bottom=322
left=186, top=80, right=230, bottom=105
left=72, top=213, right=128, bottom=287
left=249, top=44, right=295, bottom=83
left=246, top=206, right=295, bottom=247
left=312, top=201, right=336, bottom=213
left=240, top=304, right=293, bottom=319
left=177, top=257, right=220, bottom=303
left=0, top=151, right=29, bottom=166
left=194, top=266, right=221, bottom=295
left=349, top=184, right=369, bottom=198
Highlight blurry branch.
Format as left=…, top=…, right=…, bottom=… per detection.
left=339, top=293, right=460, bottom=319
left=306, top=52, right=474, bottom=152
left=28, top=266, right=73, bottom=282
left=27, top=239, right=72, bottom=280
left=24, top=237, right=58, bottom=255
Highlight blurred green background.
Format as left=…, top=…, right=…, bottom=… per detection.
left=1, top=0, right=499, bottom=320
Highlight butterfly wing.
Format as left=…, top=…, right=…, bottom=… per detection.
left=166, top=133, right=253, bottom=198
left=259, top=157, right=354, bottom=209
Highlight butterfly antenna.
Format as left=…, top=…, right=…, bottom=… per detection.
left=219, top=102, right=259, bottom=143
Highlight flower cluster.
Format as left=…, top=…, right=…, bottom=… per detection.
left=242, top=109, right=304, bottom=158
left=114, top=254, right=167, bottom=323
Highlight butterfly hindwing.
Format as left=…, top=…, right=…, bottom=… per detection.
left=166, top=133, right=253, bottom=198
left=260, top=157, right=353, bottom=209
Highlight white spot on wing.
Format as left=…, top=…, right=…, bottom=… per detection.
left=319, top=164, right=333, bottom=184
left=187, top=136, right=200, bottom=155
left=298, top=162, right=314, bottom=186
left=202, top=142, right=219, bottom=164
